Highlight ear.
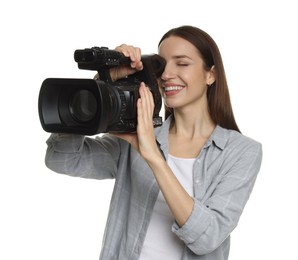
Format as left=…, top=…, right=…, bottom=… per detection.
left=207, top=65, right=216, bottom=86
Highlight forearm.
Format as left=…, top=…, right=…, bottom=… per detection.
left=146, top=156, right=194, bottom=227
left=45, top=133, right=119, bottom=179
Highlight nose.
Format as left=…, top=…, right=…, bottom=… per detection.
left=161, top=63, right=175, bottom=81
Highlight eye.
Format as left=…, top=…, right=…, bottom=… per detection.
left=177, top=63, right=189, bottom=67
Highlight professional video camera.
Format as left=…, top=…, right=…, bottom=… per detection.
left=38, top=47, right=166, bottom=135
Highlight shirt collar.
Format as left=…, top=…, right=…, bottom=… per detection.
left=204, top=125, right=228, bottom=150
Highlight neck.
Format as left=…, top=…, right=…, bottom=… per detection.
left=170, top=107, right=215, bottom=139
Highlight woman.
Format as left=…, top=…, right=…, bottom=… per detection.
left=45, top=25, right=262, bottom=260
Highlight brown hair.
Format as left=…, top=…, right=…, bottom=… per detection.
left=158, top=25, right=240, bottom=132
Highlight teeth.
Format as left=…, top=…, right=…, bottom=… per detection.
left=165, top=86, right=183, bottom=92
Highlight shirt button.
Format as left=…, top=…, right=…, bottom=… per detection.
left=195, top=179, right=199, bottom=184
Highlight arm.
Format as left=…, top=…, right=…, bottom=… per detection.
left=45, top=133, right=122, bottom=180
left=147, top=156, right=195, bottom=226
left=173, top=141, right=263, bottom=254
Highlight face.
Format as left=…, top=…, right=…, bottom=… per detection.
left=158, top=36, right=215, bottom=112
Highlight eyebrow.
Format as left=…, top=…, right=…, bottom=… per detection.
left=173, top=55, right=191, bottom=59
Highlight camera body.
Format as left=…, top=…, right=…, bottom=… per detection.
left=38, top=47, right=165, bottom=135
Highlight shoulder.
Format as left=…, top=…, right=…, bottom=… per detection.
left=216, top=126, right=261, bottom=149
left=212, top=126, right=262, bottom=163
left=230, top=129, right=261, bottom=155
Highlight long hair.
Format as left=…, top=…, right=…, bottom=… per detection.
left=158, top=25, right=240, bottom=132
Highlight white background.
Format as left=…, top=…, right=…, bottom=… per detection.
left=1, top=0, right=297, bottom=259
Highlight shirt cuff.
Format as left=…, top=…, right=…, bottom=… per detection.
left=172, top=199, right=212, bottom=244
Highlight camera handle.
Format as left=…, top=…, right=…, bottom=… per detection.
left=97, top=69, right=113, bottom=83
left=74, top=47, right=131, bottom=84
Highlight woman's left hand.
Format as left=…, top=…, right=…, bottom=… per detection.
left=113, top=82, right=162, bottom=163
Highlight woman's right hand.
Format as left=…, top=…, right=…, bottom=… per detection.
left=110, top=44, right=143, bottom=81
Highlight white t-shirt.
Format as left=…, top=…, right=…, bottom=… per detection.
left=139, top=155, right=195, bottom=260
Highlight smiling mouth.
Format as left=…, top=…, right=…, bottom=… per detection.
left=164, top=86, right=184, bottom=92
left=163, top=86, right=184, bottom=96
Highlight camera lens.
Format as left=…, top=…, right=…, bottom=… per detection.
left=69, top=90, right=97, bottom=122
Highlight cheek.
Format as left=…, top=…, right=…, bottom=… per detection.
left=190, top=72, right=209, bottom=87
left=179, top=68, right=202, bottom=85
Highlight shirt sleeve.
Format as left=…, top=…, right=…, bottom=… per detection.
left=172, top=140, right=263, bottom=255
left=45, top=133, right=122, bottom=180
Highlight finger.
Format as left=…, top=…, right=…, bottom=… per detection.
left=139, top=83, right=154, bottom=125
left=128, top=46, right=142, bottom=70
left=115, top=44, right=140, bottom=61
left=133, top=60, right=143, bottom=71
left=115, top=44, right=143, bottom=70
left=142, top=83, right=154, bottom=116
left=115, top=44, right=131, bottom=57
left=144, top=87, right=152, bottom=120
